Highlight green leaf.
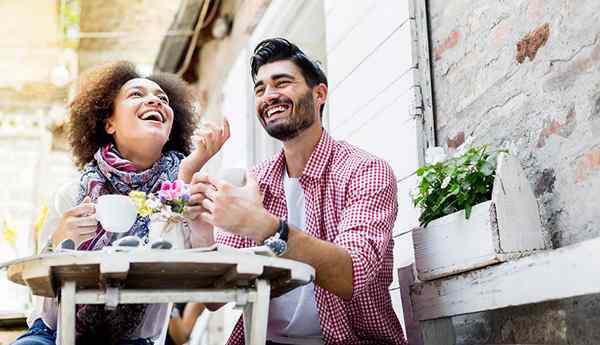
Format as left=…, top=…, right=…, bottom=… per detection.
left=464, top=203, right=472, bottom=219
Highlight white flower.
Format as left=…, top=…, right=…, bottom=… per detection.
left=441, top=176, right=451, bottom=188
left=425, top=146, right=447, bottom=164
left=147, top=198, right=162, bottom=210
left=456, top=135, right=475, bottom=154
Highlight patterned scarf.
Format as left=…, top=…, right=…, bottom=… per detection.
left=74, top=144, right=183, bottom=345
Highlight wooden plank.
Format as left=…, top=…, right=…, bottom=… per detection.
left=411, top=236, right=600, bottom=321
left=328, top=25, right=414, bottom=130
left=398, top=265, right=424, bottom=345
left=20, top=264, right=54, bottom=297
left=74, top=288, right=253, bottom=304
left=422, top=318, right=455, bottom=345
left=327, top=0, right=410, bottom=88
left=248, top=279, right=270, bottom=344
left=394, top=175, right=421, bottom=235
left=214, top=262, right=263, bottom=288
left=324, top=0, right=378, bottom=52
left=3, top=250, right=314, bottom=297
left=409, top=0, right=437, bottom=164
left=332, top=72, right=413, bottom=137
left=412, top=200, right=501, bottom=281
left=492, top=153, right=546, bottom=252
left=345, top=95, right=418, bottom=179
left=59, top=281, right=76, bottom=345
left=391, top=233, right=415, bottom=288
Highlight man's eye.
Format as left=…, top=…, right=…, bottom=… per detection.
left=255, top=87, right=264, bottom=96
left=276, top=81, right=290, bottom=87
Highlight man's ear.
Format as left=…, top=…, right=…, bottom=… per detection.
left=313, top=83, right=328, bottom=109
left=105, top=118, right=116, bottom=135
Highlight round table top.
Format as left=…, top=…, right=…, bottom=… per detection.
left=1, top=246, right=315, bottom=298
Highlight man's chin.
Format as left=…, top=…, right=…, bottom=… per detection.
left=265, top=124, right=301, bottom=141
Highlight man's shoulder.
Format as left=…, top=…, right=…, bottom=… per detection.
left=330, top=139, right=395, bottom=178
left=248, top=152, right=282, bottom=182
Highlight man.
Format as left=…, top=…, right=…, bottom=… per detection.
left=189, top=38, right=406, bottom=345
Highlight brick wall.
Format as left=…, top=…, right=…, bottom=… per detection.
left=428, top=0, right=600, bottom=343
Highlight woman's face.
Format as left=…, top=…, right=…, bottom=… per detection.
left=105, top=78, right=174, bottom=156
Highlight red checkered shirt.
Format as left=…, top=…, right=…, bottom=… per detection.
left=218, top=131, right=406, bottom=345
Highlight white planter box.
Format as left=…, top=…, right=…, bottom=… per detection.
left=412, top=153, right=546, bottom=281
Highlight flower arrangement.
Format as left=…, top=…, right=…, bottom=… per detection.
left=128, top=180, right=191, bottom=249
left=128, top=180, right=191, bottom=217
left=411, top=145, right=505, bottom=226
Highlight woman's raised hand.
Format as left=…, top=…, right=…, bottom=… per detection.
left=178, top=118, right=230, bottom=183
left=51, top=196, right=98, bottom=248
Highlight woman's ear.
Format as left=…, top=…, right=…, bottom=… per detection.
left=105, top=119, right=116, bottom=135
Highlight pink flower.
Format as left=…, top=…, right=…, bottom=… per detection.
left=158, top=180, right=185, bottom=201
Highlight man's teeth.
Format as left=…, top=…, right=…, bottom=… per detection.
left=266, top=105, right=287, bottom=117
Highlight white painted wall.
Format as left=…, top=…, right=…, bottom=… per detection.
left=324, top=0, right=418, bottom=328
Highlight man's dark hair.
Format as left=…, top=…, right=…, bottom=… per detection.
left=251, top=38, right=328, bottom=116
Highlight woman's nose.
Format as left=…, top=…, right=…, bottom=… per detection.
left=145, top=95, right=161, bottom=106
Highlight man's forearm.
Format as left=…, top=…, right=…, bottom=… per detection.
left=284, top=227, right=354, bottom=300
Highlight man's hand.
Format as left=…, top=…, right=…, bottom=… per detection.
left=190, top=173, right=278, bottom=242
left=51, top=196, right=97, bottom=247
left=178, top=118, right=230, bottom=183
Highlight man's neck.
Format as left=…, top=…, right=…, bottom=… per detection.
left=282, top=124, right=323, bottom=177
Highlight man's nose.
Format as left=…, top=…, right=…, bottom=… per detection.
left=263, top=85, right=280, bottom=101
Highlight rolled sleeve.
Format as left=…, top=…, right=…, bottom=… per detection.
left=333, top=160, right=398, bottom=297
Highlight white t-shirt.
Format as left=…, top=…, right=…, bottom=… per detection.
left=266, top=171, right=324, bottom=345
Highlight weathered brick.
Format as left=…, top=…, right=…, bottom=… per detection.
left=516, top=23, right=550, bottom=64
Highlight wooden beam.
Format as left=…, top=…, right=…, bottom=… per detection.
left=398, top=265, right=424, bottom=345
left=74, top=288, right=254, bottom=304
left=409, top=0, right=436, bottom=165
left=412, top=237, right=600, bottom=321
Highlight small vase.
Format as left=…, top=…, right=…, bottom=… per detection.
left=148, top=214, right=189, bottom=249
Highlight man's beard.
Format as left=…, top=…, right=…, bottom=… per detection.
left=261, top=91, right=316, bottom=141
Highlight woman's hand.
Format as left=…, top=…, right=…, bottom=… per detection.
left=178, top=118, right=230, bottom=183
left=51, top=196, right=98, bottom=247
left=184, top=174, right=216, bottom=247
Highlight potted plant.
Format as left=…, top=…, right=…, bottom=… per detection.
left=411, top=145, right=546, bottom=281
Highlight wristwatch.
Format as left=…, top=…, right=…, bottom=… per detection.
left=264, top=219, right=289, bottom=256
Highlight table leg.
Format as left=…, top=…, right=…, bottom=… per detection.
left=243, top=279, right=270, bottom=345
left=59, top=281, right=76, bottom=345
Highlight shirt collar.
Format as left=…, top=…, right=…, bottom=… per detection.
left=259, top=130, right=334, bottom=197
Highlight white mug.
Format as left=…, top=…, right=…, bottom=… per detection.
left=219, top=167, right=247, bottom=187
left=96, top=194, right=138, bottom=233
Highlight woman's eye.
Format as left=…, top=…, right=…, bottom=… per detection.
left=159, top=96, right=169, bottom=103
left=130, top=91, right=143, bottom=97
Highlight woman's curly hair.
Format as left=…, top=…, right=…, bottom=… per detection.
left=68, top=61, right=197, bottom=169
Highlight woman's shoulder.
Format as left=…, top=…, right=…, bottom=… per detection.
left=54, top=179, right=81, bottom=214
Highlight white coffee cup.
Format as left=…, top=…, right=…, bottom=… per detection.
left=96, top=194, right=138, bottom=233
left=219, top=167, right=247, bottom=187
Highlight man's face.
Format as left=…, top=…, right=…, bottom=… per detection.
left=253, top=60, right=321, bottom=141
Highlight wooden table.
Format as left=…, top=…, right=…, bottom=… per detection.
left=1, top=246, right=315, bottom=345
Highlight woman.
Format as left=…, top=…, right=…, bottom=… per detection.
left=166, top=303, right=206, bottom=345
left=13, top=61, right=228, bottom=345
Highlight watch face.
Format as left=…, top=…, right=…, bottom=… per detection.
left=266, top=238, right=288, bottom=256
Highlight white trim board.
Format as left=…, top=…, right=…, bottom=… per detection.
left=411, top=236, right=600, bottom=321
